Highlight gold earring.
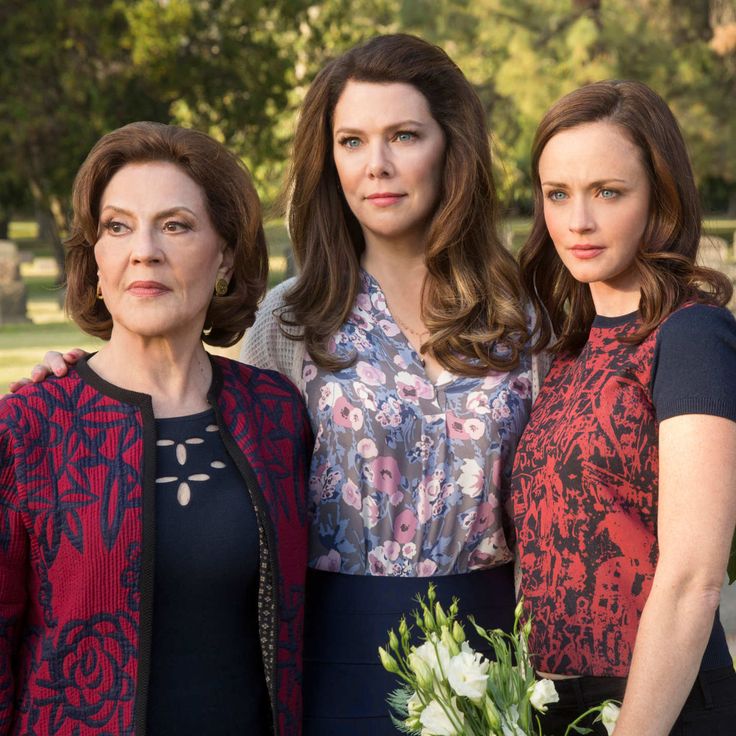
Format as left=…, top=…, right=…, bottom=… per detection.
left=214, top=277, right=229, bottom=296
left=96, top=283, right=103, bottom=300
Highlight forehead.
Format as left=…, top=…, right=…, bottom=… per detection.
left=539, top=121, right=645, bottom=180
left=332, top=80, right=435, bottom=128
left=100, top=161, right=206, bottom=208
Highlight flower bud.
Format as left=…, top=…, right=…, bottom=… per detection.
left=434, top=601, right=448, bottom=628
left=452, top=621, right=466, bottom=644
left=388, top=629, right=400, bottom=653
left=441, top=627, right=460, bottom=656
left=378, top=646, right=399, bottom=674
left=483, top=695, right=502, bottom=730
left=514, top=599, right=524, bottom=622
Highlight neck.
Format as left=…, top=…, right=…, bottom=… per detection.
left=590, top=283, right=642, bottom=317
left=88, top=330, right=213, bottom=418
left=362, top=239, right=427, bottom=292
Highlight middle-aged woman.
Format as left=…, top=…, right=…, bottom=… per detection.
left=0, top=122, right=311, bottom=736
left=512, top=80, right=736, bottom=735
left=240, top=33, right=547, bottom=735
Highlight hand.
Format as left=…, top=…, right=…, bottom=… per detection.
left=8, top=349, right=87, bottom=392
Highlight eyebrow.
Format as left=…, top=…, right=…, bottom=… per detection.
left=540, top=178, right=629, bottom=187
left=334, top=119, right=427, bottom=136
left=100, top=205, right=198, bottom=218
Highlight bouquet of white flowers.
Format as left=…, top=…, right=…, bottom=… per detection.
left=379, top=584, right=619, bottom=736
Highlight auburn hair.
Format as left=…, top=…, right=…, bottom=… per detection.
left=65, top=121, right=268, bottom=347
left=520, top=79, right=732, bottom=354
left=281, top=33, right=527, bottom=375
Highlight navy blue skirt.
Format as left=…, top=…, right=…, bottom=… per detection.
left=302, top=564, right=516, bottom=735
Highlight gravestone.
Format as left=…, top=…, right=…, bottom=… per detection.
left=0, top=240, right=29, bottom=324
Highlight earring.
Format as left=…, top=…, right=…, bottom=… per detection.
left=214, top=277, right=229, bottom=296
left=96, top=283, right=103, bottom=300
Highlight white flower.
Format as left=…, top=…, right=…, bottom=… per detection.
left=500, top=705, right=526, bottom=736
left=407, top=691, right=424, bottom=718
left=409, top=636, right=452, bottom=680
left=446, top=649, right=489, bottom=703
left=600, top=702, right=620, bottom=735
left=419, top=697, right=464, bottom=736
left=528, top=678, right=559, bottom=713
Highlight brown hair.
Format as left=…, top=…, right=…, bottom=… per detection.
left=282, top=33, right=527, bottom=375
left=520, top=79, right=733, bottom=354
left=65, top=121, right=268, bottom=347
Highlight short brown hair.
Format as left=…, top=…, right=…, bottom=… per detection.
left=282, top=33, right=527, bottom=375
left=520, top=79, right=732, bottom=353
left=65, top=121, right=268, bottom=347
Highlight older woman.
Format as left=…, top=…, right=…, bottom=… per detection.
left=0, top=122, right=311, bottom=736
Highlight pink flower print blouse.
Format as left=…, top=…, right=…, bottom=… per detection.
left=304, top=270, right=532, bottom=576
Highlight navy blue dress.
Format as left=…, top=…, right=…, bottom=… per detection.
left=147, top=410, right=270, bottom=734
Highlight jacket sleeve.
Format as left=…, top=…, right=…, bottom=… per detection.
left=240, top=278, right=304, bottom=384
left=0, top=418, right=28, bottom=734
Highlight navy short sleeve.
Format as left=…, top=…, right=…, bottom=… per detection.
left=652, top=303, right=736, bottom=422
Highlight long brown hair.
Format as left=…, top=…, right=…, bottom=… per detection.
left=520, top=80, right=732, bottom=354
left=66, top=121, right=267, bottom=347
left=282, top=33, right=527, bottom=375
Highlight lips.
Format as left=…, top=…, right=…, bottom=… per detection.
left=569, top=245, right=605, bottom=260
left=365, top=192, right=406, bottom=207
left=126, top=280, right=171, bottom=297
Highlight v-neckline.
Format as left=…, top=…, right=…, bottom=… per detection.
left=360, top=268, right=455, bottom=387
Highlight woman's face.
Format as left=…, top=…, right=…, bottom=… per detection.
left=332, top=80, right=446, bottom=250
left=538, top=121, right=651, bottom=313
left=94, top=161, right=231, bottom=342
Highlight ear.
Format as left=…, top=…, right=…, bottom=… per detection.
left=218, top=242, right=235, bottom=280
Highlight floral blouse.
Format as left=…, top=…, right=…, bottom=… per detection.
left=304, top=270, right=531, bottom=576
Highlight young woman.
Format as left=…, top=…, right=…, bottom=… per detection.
left=513, top=80, right=736, bottom=735
left=0, top=122, right=311, bottom=736
left=20, top=35, right=546, bottom=734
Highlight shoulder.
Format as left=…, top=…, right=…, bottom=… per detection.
left=256, top=277, right=297, bottom=319
left=213, top=355, right=303, bottom=406
left=1, top=373, right=82, bottom=423
left=657, top=302, right=736, bottom=354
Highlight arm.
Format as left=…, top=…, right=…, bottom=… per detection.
left=0, top=423, right=29, bottom=733
left=612, top=413, right=736, bottom=735
left=8, top=348, right=86, bottom=392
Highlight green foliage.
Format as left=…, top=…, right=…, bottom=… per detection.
left=1, top=0, right=734, bottom=259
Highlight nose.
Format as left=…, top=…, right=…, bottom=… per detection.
left=367, top=140, right=393, bottom=178
left=568, top=197, right=595, bottom=234
left=131, top=228, right=163, bottom=263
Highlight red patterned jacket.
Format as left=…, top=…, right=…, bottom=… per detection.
left=0, top=356, right=311, bottom=735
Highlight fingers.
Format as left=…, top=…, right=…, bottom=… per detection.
left=41, top=348, right=85, bottom=379
left=8, top=378, right=32, bottom=393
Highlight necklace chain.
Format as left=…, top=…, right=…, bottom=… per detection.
left=390, top=308, right=430, bottom=340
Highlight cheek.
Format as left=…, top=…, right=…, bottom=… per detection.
left=542, top=203, right=565, bottom=243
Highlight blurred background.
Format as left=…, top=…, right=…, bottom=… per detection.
left=0, top=0, right=735, bottom=651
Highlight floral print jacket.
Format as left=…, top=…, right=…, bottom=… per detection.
left=306, top=270, right=532, bottom=576
left=0, top=357, right=311, bottom=736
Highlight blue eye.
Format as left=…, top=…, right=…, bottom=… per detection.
left=547, top=190, right=567, bottom=201
left=340, top=137, right=361, bottom=149
left=395, top=131, right=416, bottom=142
left=600, top=188, right=618, bottom=199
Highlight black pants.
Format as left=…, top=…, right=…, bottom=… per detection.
left=539, top=666, right=736, bottom=736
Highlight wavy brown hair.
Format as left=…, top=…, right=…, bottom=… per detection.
left=520, top=80, right=732, bottom=354
left=65, top=121, right=268, bottom=347
left=282, top=33, right=527, bottom=375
